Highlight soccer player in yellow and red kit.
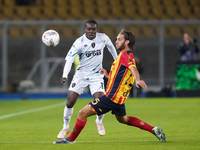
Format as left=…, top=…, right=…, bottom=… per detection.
left=54, top=29, right=166, bottom=144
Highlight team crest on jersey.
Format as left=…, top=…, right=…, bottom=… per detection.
left=72, top=83, right=76, bottom=88
left=91, top=42, right=95, bottom=48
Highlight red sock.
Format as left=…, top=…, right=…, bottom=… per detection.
left=68, top=118, right=87, bottom=141
left=127, top=116, right=153, bottom=133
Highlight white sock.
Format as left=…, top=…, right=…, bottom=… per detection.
left=96, top=114, right=105, bottom=124
left=63, top=106, right=73, bottom=129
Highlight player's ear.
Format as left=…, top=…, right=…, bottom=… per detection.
left=125, top=40, right=130, bottom=45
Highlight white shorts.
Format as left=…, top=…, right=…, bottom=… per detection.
left=68, top=75, right=105, bottom=95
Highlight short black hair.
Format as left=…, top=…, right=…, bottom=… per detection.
left=85, top=19, right=98, bottom=27
left=119, top=29, right=135, bottom=50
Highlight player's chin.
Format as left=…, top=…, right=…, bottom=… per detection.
left=89, top=35, right=95, bottom=39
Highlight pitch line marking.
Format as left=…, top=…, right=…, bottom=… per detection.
left=0, top=102, right=65, bottom=120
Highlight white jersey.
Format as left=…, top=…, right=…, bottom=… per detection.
left=65, top=33, right=117, bottom=77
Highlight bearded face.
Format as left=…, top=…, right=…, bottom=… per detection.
left=117, top=41, right=126, bottom=51
left=116, top=34, right=126, bottom=51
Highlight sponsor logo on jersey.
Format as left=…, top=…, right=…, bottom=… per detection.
left=85, top=49, right=101, bottom=57
left=123, top=90, right=130, bottom=97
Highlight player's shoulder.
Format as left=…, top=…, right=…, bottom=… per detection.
left=126, top=50, right=133, bottom=55
left=72, top=34, right=85, bottom=48
left=97, top=32, right=109, bottom=38
left=96, top=33, right=110, bottom=44
left=122, top=50, right=133, bottom=55
left=121, top=50, right=134, bottom=58
left=96, top=32, right=109, bottom=40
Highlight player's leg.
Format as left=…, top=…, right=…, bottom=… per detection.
left=93, top=91, right=105, bottom=135
left=54, top=105, right=96, bottom=144
left=53, top=95, right=111, bottom=144
left=57, top=76, right=87, bottom=139
left=90, top=79, right=106, bottom=136
left=68, top=105, right=96, bottom=141
left=115, top=115, right=166, bottom=142
left=115, top=115, right=154, bottom=132
left=57, top=91, right=79, bottom=139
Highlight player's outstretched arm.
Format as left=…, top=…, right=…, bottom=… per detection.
left=99, top=68, right=109, bottom=78
left=130, top=66, right=147, bottom=89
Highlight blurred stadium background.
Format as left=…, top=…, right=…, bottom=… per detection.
left=0, top=0, right=200, bottom=99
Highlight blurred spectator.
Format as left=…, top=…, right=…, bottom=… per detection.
left=178, top=33, right=199, bottom=61
left=15, top=0, right=36, bottom=5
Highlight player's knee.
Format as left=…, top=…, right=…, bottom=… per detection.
left=116, top=116, right=128, bottom=124
left=66, top=100, right=74, bottom=108
left=78, top=109, right=88, bottom=120
left=78, top=109, right=85, bottom=117
left=66, top=97, right=75, bottom=107
left=65, top=102, right=72, bottom=108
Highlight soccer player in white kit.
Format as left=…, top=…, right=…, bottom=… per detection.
left=57, top=20, right=118, bottom=139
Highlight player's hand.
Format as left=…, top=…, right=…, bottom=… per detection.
left=135, top=80, right=147, bottom=89
left=99, top=68, right=109, bottom=78
left=60, top=77, right=68, bottom=85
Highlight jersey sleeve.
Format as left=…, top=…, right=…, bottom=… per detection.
left=62, top=60, right=73, bottom=78
left=121, top=52, right=136, bottom=69
left=65, top=40, right=80, bottom=63
left=104, top=34, right=118, bottom=60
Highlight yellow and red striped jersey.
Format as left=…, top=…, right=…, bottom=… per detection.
left=105, top=50, right=136, bottom=104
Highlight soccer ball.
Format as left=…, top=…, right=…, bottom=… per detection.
left=42, top=29, right=60, bottom=47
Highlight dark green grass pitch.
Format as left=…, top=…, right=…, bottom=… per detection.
left=0, top=98, right=200, bottom=150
